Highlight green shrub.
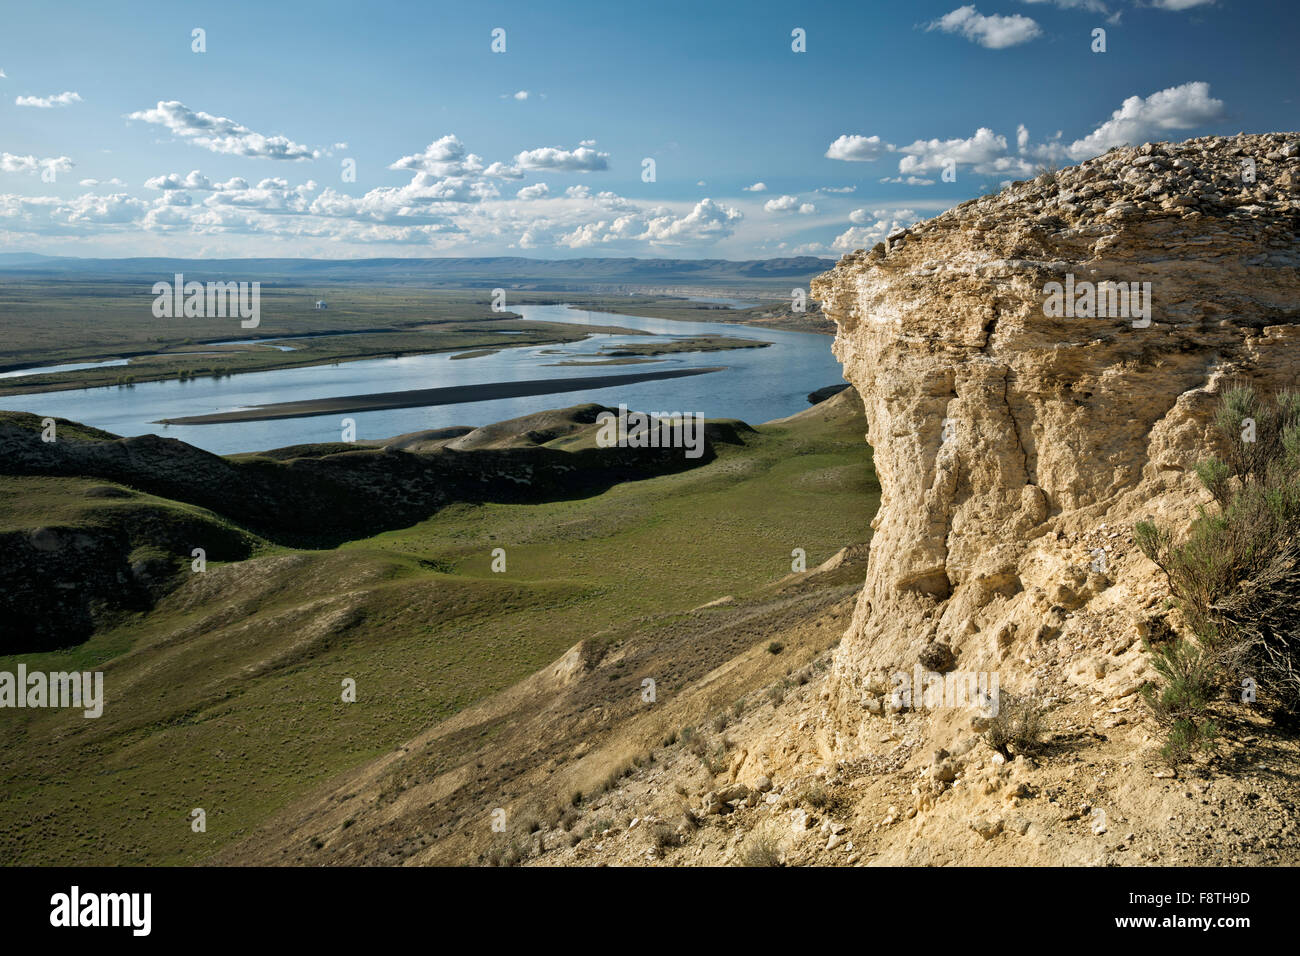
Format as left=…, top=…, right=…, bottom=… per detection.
left=651, top=822, right=680, bottom=852
left=983, top=693, right=1046, bottom=757
left=737, top=830, right=782, bottom=867
left=1137, top=385, right=1300, bottom=713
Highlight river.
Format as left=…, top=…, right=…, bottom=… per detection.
left=0, top=303, right=844, bottom=455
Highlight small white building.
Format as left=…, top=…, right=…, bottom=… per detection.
left=314, top=300, right=328, bottom=311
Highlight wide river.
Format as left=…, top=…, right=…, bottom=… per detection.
left=2, top=304, right=844, bottom=455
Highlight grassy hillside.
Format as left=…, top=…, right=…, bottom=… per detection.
left=0, top=389, right=876, bottom=865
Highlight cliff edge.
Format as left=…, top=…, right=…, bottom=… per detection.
left=811, top=132, right=1300, bottom=755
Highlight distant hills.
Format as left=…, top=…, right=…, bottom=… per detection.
left=0, top=253, right=836, bottom=291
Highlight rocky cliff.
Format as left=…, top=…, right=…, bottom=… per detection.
left=366, top=133, right=1300, bottom=867
left=811, top=132, right=1300, bottom=753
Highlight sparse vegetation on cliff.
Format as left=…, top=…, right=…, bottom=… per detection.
left=1136, top=385, right=1300, bottom=761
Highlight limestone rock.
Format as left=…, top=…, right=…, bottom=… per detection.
left=811, top=133, right=1300, bottom=743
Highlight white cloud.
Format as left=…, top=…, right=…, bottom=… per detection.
left=832, top=209, right=923, bottom=251
left=556, top=197, right=742, bottom=248
left=825, top=134, right=893, bottom=162
left=390, top=135, right=473, bottom=175
left=1066, top=81, right=1224, bottom=159
left=512, top=90, right=530, bottom=100
left=80, top=177, right=126, bottom=187
left=0, top=69, right=6, bottom=79
left=879, top=175, right=937, bottom=186
left=514, top=144, right=609, bottom=172
left=743, top=182, right=768, bottom=192
left=850, top=206, right=917, bottom=224
left=816, top=185, right=856, bottom=193
left=897, top=127, right=1017, bottom=175
left=641, top=198, right=743, bottom=244
left=0, top=152, right=73, bottom=175
left=481, top=161, right=523, bottom=180
left=927, top=6, right=1042, bottom=49
left=126, top=100, right=321, bottom=160
left=1152, top=0, right=1214, bottom=9
left=763, top=194, right=815, bottom=214
left=145, top=170, right=214, bottom=191
left=64, top=192, right=149, bottom=223
left=15, top=90, right=81, bottom=108
left=0, top=191, right=145, bottom=231
left=0, top=132, right=751, bottom=255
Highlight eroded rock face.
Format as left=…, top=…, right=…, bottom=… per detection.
left=811, top=133, right=1300, bottom=751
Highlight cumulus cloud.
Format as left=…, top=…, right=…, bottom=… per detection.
left=514, top=143, right=609, bottom=172
left=763, top=194, right=815, bottom=214
left=897, top=126, right=1022, bottom=175
left=0, top=191, right=146, bottom=232
left=878, top=175, right=937, bottom=186
left=481, top=161, right=524, bottom=180
left=850, top=207, right=917, bottom=225
left=1, top=152, right=73, bottom=175
left=832, top=208, right=923, bottom=251
left=127, top=100, right=321, bottom=160
left=145, top=170, right=214, bottom=191
left=743, top=182, right=767, bottom=192
left=16, top=91, right=81, bottom=108
left=64, top=192, right=149, bottom=223
left=389, top=135, right=473, bottom=175
left=863, top=82, right=1222, bottom=188
left=1, top=131, right=753, bottom=255
left=1066, top=81, right=1224, bottom=159
left=80, top=178, right=126, bottom=187
left=825, top=134, right=893, bottom=162
left=554, top=197, right=742, bottom=248
left=641, top=198, right=743, bottom=244
left=816, top=185, right=856, bottom=193
left=927, top=6, right=1042, bottom=48
left=387, top=139, right=520, bottom=184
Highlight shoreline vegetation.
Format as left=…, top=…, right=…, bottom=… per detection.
left=154, top=366, right=729, bottom=425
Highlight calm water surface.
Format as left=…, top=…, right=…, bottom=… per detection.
left=1, top=303, right=843, bottom=454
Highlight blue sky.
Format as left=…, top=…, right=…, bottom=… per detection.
left=1, top=0, right=1295, bottom=259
